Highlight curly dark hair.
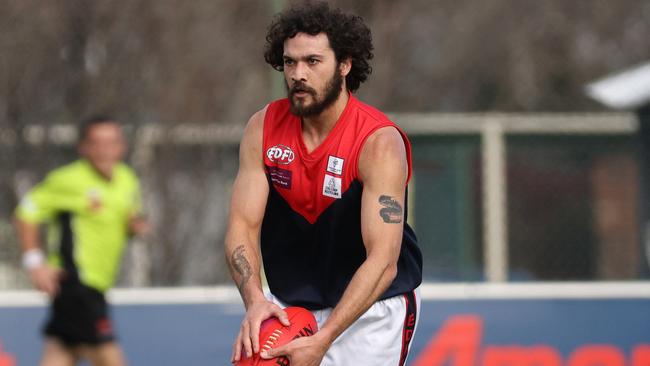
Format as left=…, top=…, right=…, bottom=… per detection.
left=264, top=1, right=374, bottom=92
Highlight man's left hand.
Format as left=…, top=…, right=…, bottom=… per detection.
left=260, top=333, right=330, bottom=366
left=129, top=216, right=151, bottom=237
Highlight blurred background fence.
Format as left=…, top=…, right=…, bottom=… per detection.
left=2, top=0, right=650, bottom=287
left=1, top=111, right=647, bottom=289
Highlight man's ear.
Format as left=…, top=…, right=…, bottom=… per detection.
left=340, top=57, right=352, bottom=77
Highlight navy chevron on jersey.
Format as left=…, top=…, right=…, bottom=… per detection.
left=261, top=94, right=423, bottom=310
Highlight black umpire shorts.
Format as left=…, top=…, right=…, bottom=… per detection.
left=43, top=278, right=115, bottom=346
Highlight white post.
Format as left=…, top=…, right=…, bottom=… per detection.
left=482, top=118, right=508, bottom=282
left=125, top=125, right=157, bottom=287
left=407, top=177, right=416, bottom=229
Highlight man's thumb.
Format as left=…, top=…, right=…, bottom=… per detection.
left=260, top=344, right=287, bottom=360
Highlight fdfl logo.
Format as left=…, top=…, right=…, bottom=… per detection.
left=266, top=145, right=295, bottom=165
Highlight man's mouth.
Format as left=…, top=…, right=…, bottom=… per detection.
left=291, top=84, right=315, bottom=98
left=293, top=90, right=310, bottom=97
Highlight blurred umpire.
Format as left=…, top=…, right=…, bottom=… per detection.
left=14, top=116, right=148, bottom=366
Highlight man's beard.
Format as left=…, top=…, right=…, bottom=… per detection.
left=287, top=70, right=344, bottom=117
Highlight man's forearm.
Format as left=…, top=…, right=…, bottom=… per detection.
left=226, top=240, right=266, bottom=308
left=14, top=217, right=48, bottom=273
left=14, top=217, right=41, bottom=252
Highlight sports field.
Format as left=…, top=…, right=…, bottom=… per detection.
left=1, top=283, right=649, bottom=365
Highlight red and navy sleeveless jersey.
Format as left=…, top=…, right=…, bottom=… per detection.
left=261, top=95, right=423, bottom=310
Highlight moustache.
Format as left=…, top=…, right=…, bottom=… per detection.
left=290, top=83, right=316, bottom=96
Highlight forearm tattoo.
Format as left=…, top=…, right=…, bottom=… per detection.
left=231, top=245, right=252, bottom=290
left=378, top=195, right=403, bottom=223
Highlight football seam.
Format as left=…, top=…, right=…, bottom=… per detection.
left=261, top=329, right=284, bottom=351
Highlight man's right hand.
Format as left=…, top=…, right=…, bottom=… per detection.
left=231, top=300, right=290, bottom=363
left=29, top=265, right=62, bottom=298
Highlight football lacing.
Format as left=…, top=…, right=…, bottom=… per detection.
left=262, top=329, right=284, bottom=351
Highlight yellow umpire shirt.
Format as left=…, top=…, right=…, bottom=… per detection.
left=15, top=159, right=142, bottom=293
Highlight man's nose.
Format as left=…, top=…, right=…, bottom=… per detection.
left=291, top=61, right=308, bottom=82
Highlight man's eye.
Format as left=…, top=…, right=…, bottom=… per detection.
left=308, top=58, right=318, bottom=64
left=284, top=59, right=295, bottom=65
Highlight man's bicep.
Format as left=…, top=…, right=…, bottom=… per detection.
left=230, top=168, right=269, bottom=229
left=15, top=179, right=61, bottom=223
left=229, top=109, right=268, bottom=230
left=359, top=128, right=408, bottom=255
left=360, top=185, right=406, bottom=258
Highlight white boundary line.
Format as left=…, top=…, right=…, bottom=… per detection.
left=418, top=282, right=650, bottom=300
left=1, top=282, right=650, bottom=307
left=0, top=285, right=243, bottom=308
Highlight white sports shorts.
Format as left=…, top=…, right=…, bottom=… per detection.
left=268, top=287, right=420, bottom=366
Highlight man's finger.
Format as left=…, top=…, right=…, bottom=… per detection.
left=55, top=268, right=66, bottom=279
left=40, top=276, right=55, bottom=297
left=46, top=283, right=56, bottom=298
left=44, top=272, right=59, bottom=297
left=232, top=333, right=243, bottom=362
left=50, top=276, right=60, bottom=297
left=260, top=343, right=288, bottom=360
left=40, top=281, right=51, bottom=296
left=241, top=321, right=253, bottom=358
left=251, top=317, right=261, bottom=354
left=274, top=307, right=290, bottom=326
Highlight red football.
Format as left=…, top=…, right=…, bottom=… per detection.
left=235, top=306, right=318, bottom=366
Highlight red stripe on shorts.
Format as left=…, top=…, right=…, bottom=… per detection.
left=399, top=290, right=417, bottom=366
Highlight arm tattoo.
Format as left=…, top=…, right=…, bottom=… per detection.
left=230, top=245, right=252, bottom=290
left=378, top=195, right=403, bottom=224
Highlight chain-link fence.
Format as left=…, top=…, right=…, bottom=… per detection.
left=1, top=113, right=648, bottom=289
left=0, top=123, right=242, bottom=289
left=404, top=112, right=647, bottom=282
